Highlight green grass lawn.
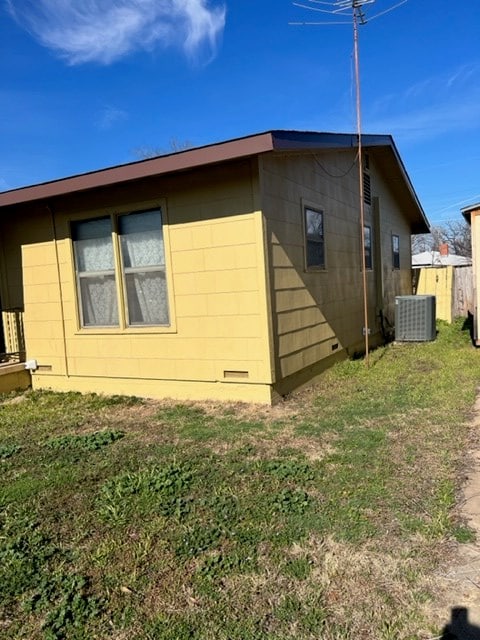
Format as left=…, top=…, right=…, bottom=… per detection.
left=1, top=319, right=479, bottom=639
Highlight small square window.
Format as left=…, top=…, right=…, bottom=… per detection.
left=392, top=234, right=400, bottom=269
left=304, top=207, right=325, bottom=269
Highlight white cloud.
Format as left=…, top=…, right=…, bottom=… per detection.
left=366, top=63, right=480, bottom=143
left=368, top=98, right=480, bottom=143
left=5, top=0, right=226, bottom=65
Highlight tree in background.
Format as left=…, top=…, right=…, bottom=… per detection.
left=133, top=138, right=193, bottom=159
left=412, top=220, right=471, bottom=257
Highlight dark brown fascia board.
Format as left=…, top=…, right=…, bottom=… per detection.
left=0, top=131, right=277, bottom=208
left=0, top=129, right=428, bottom=234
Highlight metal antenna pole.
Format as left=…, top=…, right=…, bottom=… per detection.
left=291, top=0, right=408, bottom=367
left=352, top=2, right=370, bottom=367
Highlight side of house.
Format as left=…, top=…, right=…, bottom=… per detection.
left=0, top=159, right=278, bottom=403
left=260, top=146, right=418, bottom=395
left=0, top=131, right=429, bottom=403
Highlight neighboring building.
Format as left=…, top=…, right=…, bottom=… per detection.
left=462, top=203, right=480, bottom=343
left=412, top=244, right=473, bottom=323
left=0, top=130, right=429, bottom=403
left=412, top=246, right=472, bottom=268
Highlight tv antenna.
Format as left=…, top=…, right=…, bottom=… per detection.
left=291, top=0, right=408, bottom=367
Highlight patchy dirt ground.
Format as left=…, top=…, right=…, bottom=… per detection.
left=429, top=391, right=480, bottom=639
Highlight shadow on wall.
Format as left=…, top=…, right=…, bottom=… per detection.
left=441, top=607, right=480, bottom=639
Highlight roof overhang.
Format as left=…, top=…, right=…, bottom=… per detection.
left=461, top=202, right=480, bottom=224
left=0, top=130, right=429, bottom=233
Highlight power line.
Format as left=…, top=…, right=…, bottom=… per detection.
left=312, top=152, right=359, bottom=178
left=431, top=193, right=480, bottom=217
left=367, top=0, right=408, bottom=22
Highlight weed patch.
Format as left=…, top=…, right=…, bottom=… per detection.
left=0, top=443, right=21, bottom=459
left=97, top=462, right=193, bottom=524
left=45, top=429, right=125, bottom=452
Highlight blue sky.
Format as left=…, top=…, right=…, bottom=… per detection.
left=1, top=0, right=479, bottom=227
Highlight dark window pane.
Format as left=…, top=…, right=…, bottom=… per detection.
left=364, top=225, right=372, bottom=270
left=392, top=235, right=400, bottom=269
left=305, top=207, right=325, bottom=268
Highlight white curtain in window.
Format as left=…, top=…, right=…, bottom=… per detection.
left=79, top=276, right=119, bottom=326
left=120, top=210, right=169, bottom=326
left=74, top=218, right=115, bottom=272
left=120, top=210, right=165, bottom=268
left=73, top=218, right=119, bottom=326
left=125, top=272, right=169, bottom=325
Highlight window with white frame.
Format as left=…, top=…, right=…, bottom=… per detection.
left=72, top=208, right=169, bottom=328
left=304, top=206, right=325, bottom=269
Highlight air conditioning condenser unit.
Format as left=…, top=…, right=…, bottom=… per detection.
left=394, top=295, right=436, bottom=342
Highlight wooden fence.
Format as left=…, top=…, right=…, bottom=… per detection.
left=1, top=308, right=25, bottom=361
left=453, top=266, right=474, bottom=318
left=415, top=265, right=474, bottom=323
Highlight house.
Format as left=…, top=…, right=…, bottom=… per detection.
left=0, top=130, right=429, bottom=404
left=462, top=202, right=480, bottom=343
left=412, top=244, right=473, bottom=323
left=412, top=246, right=472, bottom=268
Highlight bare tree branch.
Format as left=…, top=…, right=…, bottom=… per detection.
left=132, top=138, right=193, bottom=159
left=412, top=220, right=471, bottom=257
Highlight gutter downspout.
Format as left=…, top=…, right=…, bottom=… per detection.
left=47, top=204, right=70, bottom=378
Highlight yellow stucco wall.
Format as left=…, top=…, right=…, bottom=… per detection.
left=2, top=161, right=276, bottom=403
left=416, top=266, right=453, bottom=323
left=260, top=151, right=414, bottom=393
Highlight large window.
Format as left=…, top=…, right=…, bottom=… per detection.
left=72, top=208, right=169, bottom=328
left=304, top=206, right=325, bottom=269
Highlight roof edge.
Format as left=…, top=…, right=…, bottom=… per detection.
left=0, top=131, right=276, bottom=207
left=0, top=130, right=428, bottom=233
left=461, top=202, right=480, bottom=223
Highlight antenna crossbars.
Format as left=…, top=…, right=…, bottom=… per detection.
left=292, top=0, right=407, bottom=23
left=335, top=0, right=374, bottom=7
